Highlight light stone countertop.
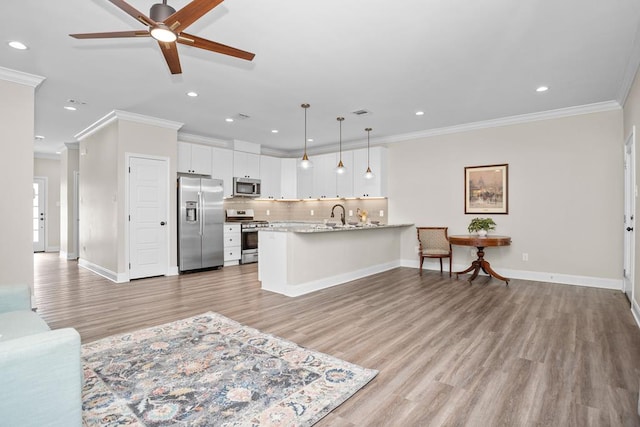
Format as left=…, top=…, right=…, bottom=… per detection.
left=259, top=223, right=413, bottom=233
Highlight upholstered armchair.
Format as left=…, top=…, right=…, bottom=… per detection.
left=0, top=284, right=83, bottom=426
left=416, top=227, right=453, bottom=276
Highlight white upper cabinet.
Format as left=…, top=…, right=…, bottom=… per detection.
left=353, top=146, right=387, bottom=197
left=259, top=155, right=281, bottom=199
left=335, top=150, right=353, bottom=198
left=233, top=151, right=260, bottom=179
left=280, top=158, right=298, bottom=199
left=211, top=147, right=234, bottom=198
left=177, top=142, right=212, bottom=175
left=311, top=153, right=337, bottom=198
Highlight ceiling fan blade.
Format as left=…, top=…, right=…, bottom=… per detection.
left=158, top=41, right=182, bottom=74
left=178, top=32, right=255, bottom=61
left=107, top=0, right=156, bottom=27
left=165, top=0, right=223, bottom=33
left=70, top=30, right=149, bottom=39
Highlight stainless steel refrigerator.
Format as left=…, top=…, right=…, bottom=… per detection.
left=178, top=177, right=224, bottom=272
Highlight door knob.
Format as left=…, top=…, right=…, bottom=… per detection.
left=160, top=221, right=166, bottom=226
left=627, top=227, right=634, bottom=231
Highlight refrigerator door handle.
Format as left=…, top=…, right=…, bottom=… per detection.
left=198, top=191, right=204, bottom=236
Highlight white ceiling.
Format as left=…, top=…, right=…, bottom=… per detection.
left=3, top=0, right=640, bottom=156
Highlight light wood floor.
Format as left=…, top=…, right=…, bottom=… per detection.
left=34, top=253, right=640, bottom=426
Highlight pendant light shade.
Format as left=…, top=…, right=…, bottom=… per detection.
left=364, top=127, right=374, bottom=179
left=299, top=103, right=313, bottom=169
left=335, top=117, right=346, bottom=175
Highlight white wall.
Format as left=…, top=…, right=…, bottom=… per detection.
left=79, top=121, right=119, bottom=273
left=116, top=119, right=178, bottom=273
left=34, top=157, right=61, bottom=251
left=60, top=146, right=79, bottom=258
left=78, top=112, right=180, bottom=281
left=388, top=108, right=623, bottom=286
left=0, top=70, right=44, bottom=293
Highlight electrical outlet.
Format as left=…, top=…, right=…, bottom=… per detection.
left=266, top=210, right=270, bottom=216
left=380, top=210, right=384, bottom=217
left=310, top=210, right=314, bottom=216
left=349, top=210, right=353, bottom=217
left=522, top=253, right=528, bottom=261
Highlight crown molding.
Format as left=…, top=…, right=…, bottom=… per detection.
left=381, top=101, right=622, bottom=144
left=113, top=110, right=183, bottom=130
left=0, top=66, right=45, bottom=88
left=178, top=132, right=231, bottom=148
left=75, top=110, right=184, bottom=141
left=64, top=142, right=79, bottom=150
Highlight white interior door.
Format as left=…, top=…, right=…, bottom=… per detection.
left=33, top=177, right=46, bottom=252
left=129, top=157, right=168, bottom=279
left=623, top=127, right=636, bottom=302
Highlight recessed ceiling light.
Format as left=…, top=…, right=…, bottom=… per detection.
left=307, top=138, right=313, bottom=142
left=64, top=106, right=77, bottom=111
left=8, top=41, right=27, bottom=50
left=225, top=118, right=234, bottom=122
left=186, top=91, right=198, bottom=97
left=536, top=86, right=549, bottom=92
left=271, top=129, right=278, bottom=133
left=415, top=111, right=425, bottom=116
left=55, top=151, right=61, bottom=155
left=35, top=135, right=45, bottom=140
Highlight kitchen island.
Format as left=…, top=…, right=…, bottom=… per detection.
left=258, top=223, right=413, bottom=296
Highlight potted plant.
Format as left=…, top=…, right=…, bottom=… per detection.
left=468, top=217, right=496, bottom=237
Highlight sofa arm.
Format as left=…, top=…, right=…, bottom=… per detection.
left=0, top=284, right=31, bottom=313
left=0, top=328, right=83, bottom=427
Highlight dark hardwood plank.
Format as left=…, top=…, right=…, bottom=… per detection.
left=32, top=253, right=640, bottom=426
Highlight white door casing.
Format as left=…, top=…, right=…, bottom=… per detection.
left=128, top=156, right=169, bottom=280
left=623, top=126, right=636, bottom=302
left=33, top=177, right=46, bottom=252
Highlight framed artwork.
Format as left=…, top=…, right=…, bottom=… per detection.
left=464, top=164, right=509, bottom=214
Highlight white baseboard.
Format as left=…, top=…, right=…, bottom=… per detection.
left=268, top=260, right=401, bottom=297
left=401, top=259, right=623, bottom=290
left=632, top=299, right=640, bottom=330
left=45, top=246, right=60, bottom=253
left=78, top=259, right=129, bottom=283
left=59, top=251, right=78, bottom=260
left=167, top=266, right=179, bottom=276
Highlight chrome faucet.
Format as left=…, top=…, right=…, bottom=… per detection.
left=330, top=204, right=346, bottom=225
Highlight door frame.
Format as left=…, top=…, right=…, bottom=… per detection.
left=624, top=126, right=636, bottom=303
left=124, top=153, right=171, bottom=281
left=33, top=176, right=47, bottom=252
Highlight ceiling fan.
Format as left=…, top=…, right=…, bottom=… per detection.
left=70, top=0, right=255, bottom=74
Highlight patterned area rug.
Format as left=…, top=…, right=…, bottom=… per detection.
left=82, top=312, right=377, bottom=426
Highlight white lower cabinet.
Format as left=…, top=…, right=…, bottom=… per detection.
left=223, top=223, right=241, bottom=266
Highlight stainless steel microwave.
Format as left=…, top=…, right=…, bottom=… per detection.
left=233, top=177, right=261, bottom=197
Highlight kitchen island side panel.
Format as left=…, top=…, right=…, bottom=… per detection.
left=259, top=226, right=409, bottom=297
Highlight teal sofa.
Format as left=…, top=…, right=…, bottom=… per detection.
left=0, top=284, right=82, bottom=426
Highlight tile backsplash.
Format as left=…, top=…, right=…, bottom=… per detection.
left=224, top=198, right=389, bottom=223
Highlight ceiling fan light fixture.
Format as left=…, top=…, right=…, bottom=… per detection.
left=150, top=25, right=177, bottom=42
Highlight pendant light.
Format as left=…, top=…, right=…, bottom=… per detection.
left=299, top=103, right=313, bottom=169
left=364, top=127, right=374, bottom=179
left=335, top=117, right=346, bottom=175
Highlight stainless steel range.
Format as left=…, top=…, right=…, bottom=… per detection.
left=225, top=209, right=269, bottom=264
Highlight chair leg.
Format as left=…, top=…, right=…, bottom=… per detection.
left=449, top=255, right=452, bottom=277
left=439, top=258, right=443, bottom=274
left=419, top=256, right=423, bottom=275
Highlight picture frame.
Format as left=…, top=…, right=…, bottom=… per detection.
left=464, top=164, right=509, bottom=214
